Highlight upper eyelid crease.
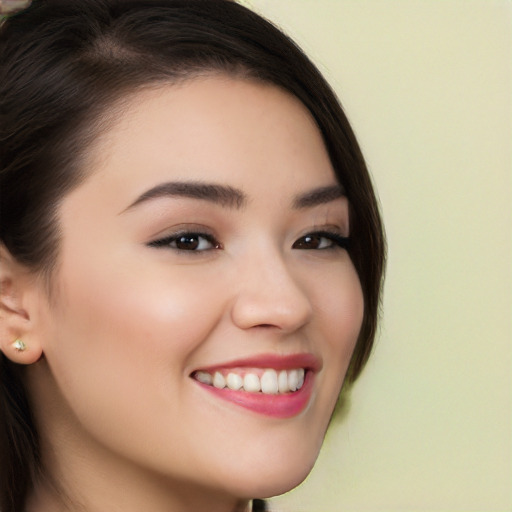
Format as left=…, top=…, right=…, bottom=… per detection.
left=120, top=181, right=345, bottom=214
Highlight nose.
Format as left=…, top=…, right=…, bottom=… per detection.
left=230, top=249, right=314, bottom=333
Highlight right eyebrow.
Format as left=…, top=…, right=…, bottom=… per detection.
left=121, top=181, right=247, bottom=213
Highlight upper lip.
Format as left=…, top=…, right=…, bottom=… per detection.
left=192, top=353, right=322, bottom=374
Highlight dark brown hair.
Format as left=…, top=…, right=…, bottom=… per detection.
left=0, top=1, right=385, bottom=510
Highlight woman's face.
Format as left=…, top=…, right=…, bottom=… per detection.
left=32, top=76, right=364, bottom=500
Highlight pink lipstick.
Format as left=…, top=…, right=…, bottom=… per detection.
left=191, top=353, right=320, bottom=419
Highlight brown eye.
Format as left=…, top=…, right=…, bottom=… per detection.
left=293, top=234, right=329, bottom=250
left=292, top=232, right=349, bottom=250
left=174, top=235, right=201, bottom=250
left=148, top=233, right=220, bottom=251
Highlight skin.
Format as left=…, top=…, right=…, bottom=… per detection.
left=1, top=76, right=364, bottom=512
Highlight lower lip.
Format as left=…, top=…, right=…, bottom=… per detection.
left=195, top=371, right=314, bottom=419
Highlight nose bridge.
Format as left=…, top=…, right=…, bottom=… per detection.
left=230, top=242, right=313, bottom=332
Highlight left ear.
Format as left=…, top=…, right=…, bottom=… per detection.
left=0, top=244, right=44, bottom=365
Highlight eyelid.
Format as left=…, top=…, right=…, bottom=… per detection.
left=146, top=223, right=216, bottom=242
left=300, top=223, right=348, bottom=238
left=293, top=228, right=350, bottom=250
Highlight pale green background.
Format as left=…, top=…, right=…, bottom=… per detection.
left=243, top=1, right=512, bottom=511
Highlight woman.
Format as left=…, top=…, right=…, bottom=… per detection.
left=0, top=1, right=385, bottom=511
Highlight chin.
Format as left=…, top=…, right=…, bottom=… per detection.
left=256, top=466, right=314, bottom=499
left=242, top=464, right=314, bottom=500
left=213, top=444, right=320, bottom=500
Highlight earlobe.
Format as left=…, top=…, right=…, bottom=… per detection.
left=1, top=336, right=42, bottom=365
left=0, top=245, right=44, bottom=364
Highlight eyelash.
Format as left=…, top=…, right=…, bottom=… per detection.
left=148, top=230, right=349, bottom=253
left=147, top=231, right=221, bottom=252
left=292, top=231, right=349, bottom=251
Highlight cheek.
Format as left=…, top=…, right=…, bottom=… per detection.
left=52, top=254, right=223, bottom=356
left=310, top=259, right=364, bottom=350
left=42, top=255, right=225, bottom=427
left=330, top=277, right=364, bottom=358
left=306, top=259, right=364, bottom=404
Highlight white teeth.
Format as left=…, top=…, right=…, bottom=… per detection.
left=297, top=368, right=305, bottom=390
left=213, top=372, right=226, bottom=389
left=226, top=372, right=243, bottom=391
left=278, top=370, right=290, bottom=393
left=288, top=369, right=299, bottom=391
left=195, top=371, right=213, bottom=385
left=196, top=368, right=307, bottom=394
left=260, top=369, right=278, bottom=394
left=243, top=373, right=261, bottom=393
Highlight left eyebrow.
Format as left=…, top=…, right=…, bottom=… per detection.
left=292, top=184, right=345, bottom=209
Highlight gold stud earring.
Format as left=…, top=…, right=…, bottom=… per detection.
left=12, top=339, right=27, bottom=352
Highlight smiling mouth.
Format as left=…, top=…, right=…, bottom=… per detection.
left=190, top=353, right=319, bottom=418
left=192, top=368, right=306, bottom=395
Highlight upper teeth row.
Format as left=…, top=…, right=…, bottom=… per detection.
left=194, top=368, right=305, bottom=395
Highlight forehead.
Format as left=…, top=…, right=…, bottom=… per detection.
left=72, top=76, right=338, bottom=210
